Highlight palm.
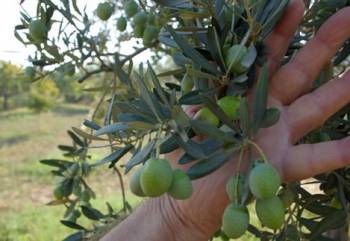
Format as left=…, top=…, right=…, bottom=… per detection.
left=165, top=1, right=350, bottom=235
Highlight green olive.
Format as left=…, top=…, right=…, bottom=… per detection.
left=96, top=2, right=114, bottom=21
left=225, top=175, right=244, bottom=203
left=142, top=25, right=159, bottom=47
left=140, top=158, right=173, bottom=197
left=53, top=184, right=65, bottom=200
left=217, top=96, right=240, bottom=120
left=117, top=16, right=127, bottom=32
left=181, top=72, right=194, bottom=94
left=256, top=196, right=285, bottom=230
left=29, top=20, right=47, bottom=43
left=194, top=107, right=220, bottom=127
left=124, top=0, right=139, bottom=18
left=222, top=204, right=250, bottom=239
left=249, top=163, right=281, bottom=199
left=168, top=169, right=193, bottom=200
left=133, top=12, right=148, bottom=27
left=129, top=166, right=146, bottom=197
left=134, top=24, right=145, bottom=38
left=224, top=45, right=248, bottom=74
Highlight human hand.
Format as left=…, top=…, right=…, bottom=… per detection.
left=160, top=1, right=350, bottom=239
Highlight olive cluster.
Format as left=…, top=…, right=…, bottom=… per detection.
left=125, top=0, right=160, bottom=47
left=222, top=163, right=287, bottom=239
left=194, top=95, right=240, bottom=127
left=129, top=158, right=193, bottom=200
left=96, top=1, right=159, bottom=47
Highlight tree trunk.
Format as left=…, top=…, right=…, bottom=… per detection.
left=2, top=93, right=9, bottom=110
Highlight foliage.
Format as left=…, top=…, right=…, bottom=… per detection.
left=0, top=61, right=29, bottom=110
left=29, top=77, right=59, bottom=112
left=15, top=0, right=350, bottom=240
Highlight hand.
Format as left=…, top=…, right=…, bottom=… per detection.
left=162, top=1, right=350, bottom=239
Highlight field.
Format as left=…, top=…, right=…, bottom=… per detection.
left=0, top=103, right=258, bottom=241
left=0, top=104, right=143, bottom=241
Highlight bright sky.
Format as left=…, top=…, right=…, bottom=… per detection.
left=0, top=1, right=34, bottom=66
left=0, top=1, right=156, bottom=68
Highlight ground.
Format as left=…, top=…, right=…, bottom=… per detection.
left=0, top=103, right=258, bottom=241
left=0, top=104, right=141, bottom=241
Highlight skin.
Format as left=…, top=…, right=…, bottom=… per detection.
left=101, top=1, right=350, bottom=241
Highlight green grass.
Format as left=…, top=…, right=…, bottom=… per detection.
left=0, top=104, right=262, bottom=241
left=0, top=104, right=141, bottom=241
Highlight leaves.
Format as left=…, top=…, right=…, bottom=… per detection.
left=62, top=232, right=84, bottom=241
left=94, top=123, right=129, bottom=136
left=125, top=140, right=155, bottom=173
left=81, top=206, right=104, bottom=221
left=261, top=107, right=281, bottom=128
left=207, top=26, right=226, bottom=72
left=252, top=64, right=269, bottom=134
left=91, top=145, right=133, bottom=167
left=166, top=26, right=219, bottom=75
left=60, top=220, right=87, bottom=230
left=187, top=147, right=237, bottom=179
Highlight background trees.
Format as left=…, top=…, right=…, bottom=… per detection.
left=12, top=0, right=350, bottom=240
left=0, top=61, right=29, bottom=110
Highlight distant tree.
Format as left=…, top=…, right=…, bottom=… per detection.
left=29, top=77, right=59, bottom=112
left=0, top=61, right=29, bottom=111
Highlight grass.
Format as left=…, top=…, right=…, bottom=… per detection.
left=0, top=103, right=275, bottom=241
left=0, top=104, right=142, bottom=241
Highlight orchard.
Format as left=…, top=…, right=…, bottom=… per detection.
left=15, top=0, right=350, bottom=241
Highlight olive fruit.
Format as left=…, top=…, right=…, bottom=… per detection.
left=117, top=17, right=127, bottom=32
left=217, top=96, right=240, bottom=120
left=249, top=163, right=281, bottom=199
left=168, top=169, right=193, bottom=200
left=143, top=25, right=159, bottom=47
left=222, top=204, right=249, bottom=239
left=129, top=166, right=146, bottom=197
left=147, top=14, right=156, bottom=25
left=256, top=196, right=285, bottom=230
left=181, top=72, right=194, bottom=94
left=194, top=107, right=220, bottom=127
left=96, top=2, right=114, bottom=21
left=134, top=24, right=145, bottom=38
left=72, top=210, right=81, bottom=218
left=224, top=45, right=248, bottom=74
left=29, top=20, right=47, bottom=43
left=225, top=175, right=244, bottom=203
left=124, top=0, right=138, bottom=18
left=140, top=158, right=173, bottom=197
left=80, top=190, right=91, bottom=202
left=53, top=184, right=65, bottom=199
left=24, top=66, right=36, bottom=79
left=133, top=12, right=148, bottom=27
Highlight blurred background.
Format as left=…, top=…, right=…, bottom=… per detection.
left=0, top=2, right=143, bottom=241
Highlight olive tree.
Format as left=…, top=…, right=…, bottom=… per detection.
left=15, top=0, right=350, bottom=240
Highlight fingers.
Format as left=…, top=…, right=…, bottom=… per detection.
left=270, top=7, right=350, bottom=104
left=287, top=70, right=350, bottom=143
left=283, top=137, right=350, bottom=182
left=265, top=0, right=305, bottom=74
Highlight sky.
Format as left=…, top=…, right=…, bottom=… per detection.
left=0, top=1, right=33, bottom=65
left=0, top=1, right=151, bottom=68
left=0, top=1, right=101, bottom=67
